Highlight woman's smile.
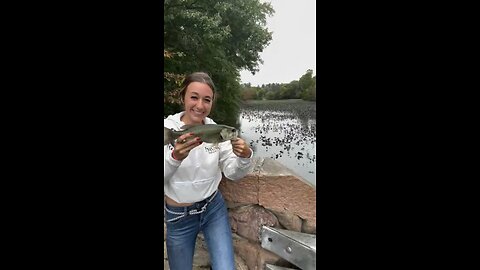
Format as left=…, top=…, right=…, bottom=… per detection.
left=181, top=81, right=214, bottom=125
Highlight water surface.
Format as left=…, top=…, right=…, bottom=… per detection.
left=239, top=100, right=316, bottom=186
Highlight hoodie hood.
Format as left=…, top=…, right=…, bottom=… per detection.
left=165, top=111, right=216, bottom=130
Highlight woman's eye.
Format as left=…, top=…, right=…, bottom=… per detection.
left=205, top=99, right=211, bottom=103
left=191, top=96, right=198, bottom=100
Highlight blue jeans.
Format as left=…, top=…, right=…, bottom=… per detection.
left=165, top=191, right=235, bottom=270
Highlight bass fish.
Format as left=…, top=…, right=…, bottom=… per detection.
left=164, top=124, right=238, bottom=145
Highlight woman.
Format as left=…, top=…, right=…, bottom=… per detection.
left=164, top=72, right=253, bottom=270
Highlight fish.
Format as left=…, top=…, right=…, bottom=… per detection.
left=164, top=124, right=238, bottom=146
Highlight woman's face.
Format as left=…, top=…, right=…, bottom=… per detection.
left=181, top=82, right=214, bottom=125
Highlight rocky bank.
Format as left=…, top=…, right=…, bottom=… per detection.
left=164, top=158, right=316, bottom=269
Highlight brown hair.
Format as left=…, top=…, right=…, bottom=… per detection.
left=179, top=72, right=216, bottom=103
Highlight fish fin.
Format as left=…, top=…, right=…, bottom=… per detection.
left=164, top=127, right=174, bottom=146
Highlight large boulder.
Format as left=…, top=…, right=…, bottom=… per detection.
left=220, top=158, right=316, bottom=234
left=229, top=204, right=279, bottom=242
left=219, top=174, right=259, bottom=206
left=269, top=209, right=303, bottom=232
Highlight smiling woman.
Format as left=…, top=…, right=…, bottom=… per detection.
left=179, top=74, right=215, bottom=125
left=163, top=72, right=254, bottom=270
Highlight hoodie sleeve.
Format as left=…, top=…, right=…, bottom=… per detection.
left=164, top=117, right=182, bottom=183
left=218, top=141, right=254, bottom=181
left=164, top=144, right=181, bottom=183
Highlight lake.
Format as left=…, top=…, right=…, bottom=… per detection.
left=239, top=99, right=316, bottom=186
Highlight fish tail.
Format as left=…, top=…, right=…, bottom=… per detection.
left=164, top=127, right=174, bottom=145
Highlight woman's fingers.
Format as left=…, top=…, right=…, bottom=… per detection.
left=231, top=138, right=251, bottom=158
left=173, top=133, right=202, bottom=160
left=179, top=137, right=202, bottom=153
left=176, top=133, right=194, bottom=144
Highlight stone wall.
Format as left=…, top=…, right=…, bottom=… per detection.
left=221, top=158, right=316, bottom=270
left=164, top=158, right=316, bottom=270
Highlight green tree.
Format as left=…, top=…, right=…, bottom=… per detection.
left=256, top=87, right=266, bottom=100
left=300, top=76, right=316, bottom=101
left=284, top=80, right=301, bottom=99
left=164, top=0, right=274, bottom=127
left=278, top=85, right=289, bottom=99
left=299, top=69, right=315, bottom=91
left=240, top=86, right=257, bottom=100
left=299, top=69, right=316, bottom=101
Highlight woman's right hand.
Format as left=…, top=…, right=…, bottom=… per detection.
left=172, top=133, right=202, bottom=161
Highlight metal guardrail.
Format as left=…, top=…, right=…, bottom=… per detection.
left=260, top=226, right=316, bottom=270
left=265, top=264, right=298, bottom=270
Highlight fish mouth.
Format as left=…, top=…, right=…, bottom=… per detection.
left=229, top=131, right=238, bottom=140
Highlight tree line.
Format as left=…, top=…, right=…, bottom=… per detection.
left=240, top=69, right=316, bottom=101
left=163, top=0, right=274, bottom=127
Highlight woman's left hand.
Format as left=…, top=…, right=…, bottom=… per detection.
left=231, top=138, right=252, bottom=158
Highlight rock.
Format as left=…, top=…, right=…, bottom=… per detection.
left=225, top=200, right=252, bottom=209
left=220, top=158, right=317, bottom=268
left=234, top=253, right=248, bottom=270
left=269, top=210, right=303, bottom=232
left=219, top=157, right=266, bottom=206
left=232, top=233, right=293, bottom=270
left=193, top=235, right=210, bottom=268
left=258, top=247, right=297, bottom=270
left=301, top=218, right=316, bottom=234
left=232, top=234, right=259, bottom=270
left=219, top=174, right=259, bottom=205
left=257, top=160, right=316, bottom=224
left=229, top=205, right=279, bottom=242
left=221, top=158, right=316, bottom=231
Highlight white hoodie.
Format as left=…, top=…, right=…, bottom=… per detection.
left=164, top=112, right=254, bottom=203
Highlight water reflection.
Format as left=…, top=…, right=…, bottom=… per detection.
left=239, top=100, right=316, bottom=186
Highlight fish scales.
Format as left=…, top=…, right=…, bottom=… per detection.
left=164, top=124, right=238, bottom=145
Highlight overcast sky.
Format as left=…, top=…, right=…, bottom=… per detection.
left=240, top=0, right=316, bottom=86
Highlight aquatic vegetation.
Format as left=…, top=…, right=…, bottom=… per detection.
left=239, top=100, right=316, bottom=184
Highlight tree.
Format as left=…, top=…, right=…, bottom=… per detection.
left=299, top=69, right=315, bottom=91
left=240, top=87, right=257, bottom=100
left=252, top=70, right=316, bottom=101
left=256, top=87, right=266, bottom=100
left=299, top=69, right=316, bottom=101
left=284, top=80, right=301, bottom=99
left=164, top=0, right=274, bottom=126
